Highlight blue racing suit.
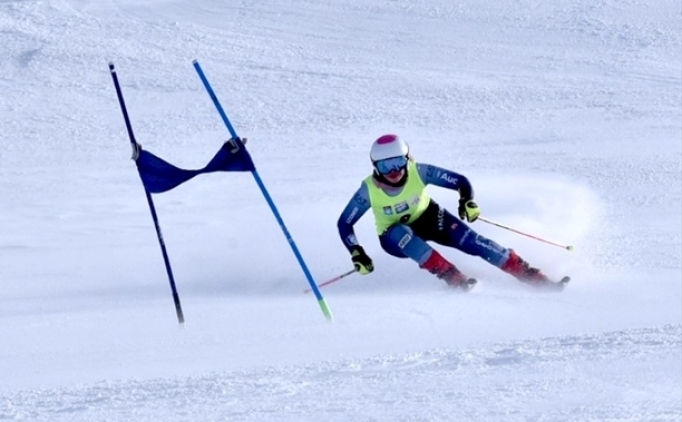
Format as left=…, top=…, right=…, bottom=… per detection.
left=337, top=162, right=510, bottom=267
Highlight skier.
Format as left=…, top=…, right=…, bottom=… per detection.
left=337, top=134, right=565, bottom=290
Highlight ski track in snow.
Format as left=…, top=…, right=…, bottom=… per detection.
left=2, top=324, right=680, bottom=422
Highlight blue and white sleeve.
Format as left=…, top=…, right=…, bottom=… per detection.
left=337, top=183, right=371, bottom=253
left=416, top=162, right=474, bottom=199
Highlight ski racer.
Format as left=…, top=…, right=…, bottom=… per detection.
left=337, top=134, right=566, bottom=290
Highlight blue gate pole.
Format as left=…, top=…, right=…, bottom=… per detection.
left=109, top=62, right=185, bottom=325
left=192, top=60, right=332, bottom=321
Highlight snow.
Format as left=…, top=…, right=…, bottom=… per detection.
left=1, top=0, right=680, bottom=420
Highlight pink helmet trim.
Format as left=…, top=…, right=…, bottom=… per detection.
left=376, top=134, right=398, bottom=145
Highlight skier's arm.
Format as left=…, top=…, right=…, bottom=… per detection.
left=337, top=183, right=371, bottom=253
left=416, top=162, right=474, bottom=200
left=337, top=184, right=374, bottom=274
left=417, top=162, right=481, bottom=221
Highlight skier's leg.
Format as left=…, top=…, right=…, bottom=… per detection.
left=414, top=203, right=509, bottom=265
left=424, top=205, right=550, bottom=284
left=380, top=223, right=471, bottom=288
left=379, top=224, right=428, bottom=261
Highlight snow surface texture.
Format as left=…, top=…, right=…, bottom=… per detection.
left=1, top=0, right=680, bottom=421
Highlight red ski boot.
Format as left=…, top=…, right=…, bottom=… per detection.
left=501, top=249, right=547, bottom=283
left=501, top=250, right=566, bottom=290
left=420, top=250, right=477, bottom=290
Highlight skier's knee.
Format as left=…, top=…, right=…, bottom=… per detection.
left=384, top=224, right=415, bottom=250
left=379, top=225, right=413, bottom=258
left=383, top=224, right=432, bottom=264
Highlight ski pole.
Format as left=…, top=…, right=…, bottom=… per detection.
left=304, top=269, right=357, bottom=293
left=478, top=216, right=574, bottom=251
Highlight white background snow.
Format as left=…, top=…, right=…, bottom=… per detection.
left=1, top=0, right=681, bottom=420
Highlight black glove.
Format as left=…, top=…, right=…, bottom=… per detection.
left=458, top=198, right=480, bottom=222
left=351, top=246, right=374, bottom=275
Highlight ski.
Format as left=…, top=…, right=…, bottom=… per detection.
left=546, top=276, right=570, bottom=291
left=448, top=277, right=477, bottom=292
left=463, top=278, right=478, bottom=291
left=461, top=276, right=568, bottom=291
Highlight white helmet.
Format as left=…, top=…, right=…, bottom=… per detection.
left=370, top=134, right=409, bottom=162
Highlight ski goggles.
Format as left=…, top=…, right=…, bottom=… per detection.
left=374, top=155, right=408, bottom=175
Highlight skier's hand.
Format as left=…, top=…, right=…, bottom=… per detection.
left=351, top=246, right=374, bottom=275
left=458, top=199, right=480, bottom=222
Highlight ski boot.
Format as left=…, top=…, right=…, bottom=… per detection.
left=501, top=250, right=568, bottom=290
left=420, top=250, right=477, bottom=291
